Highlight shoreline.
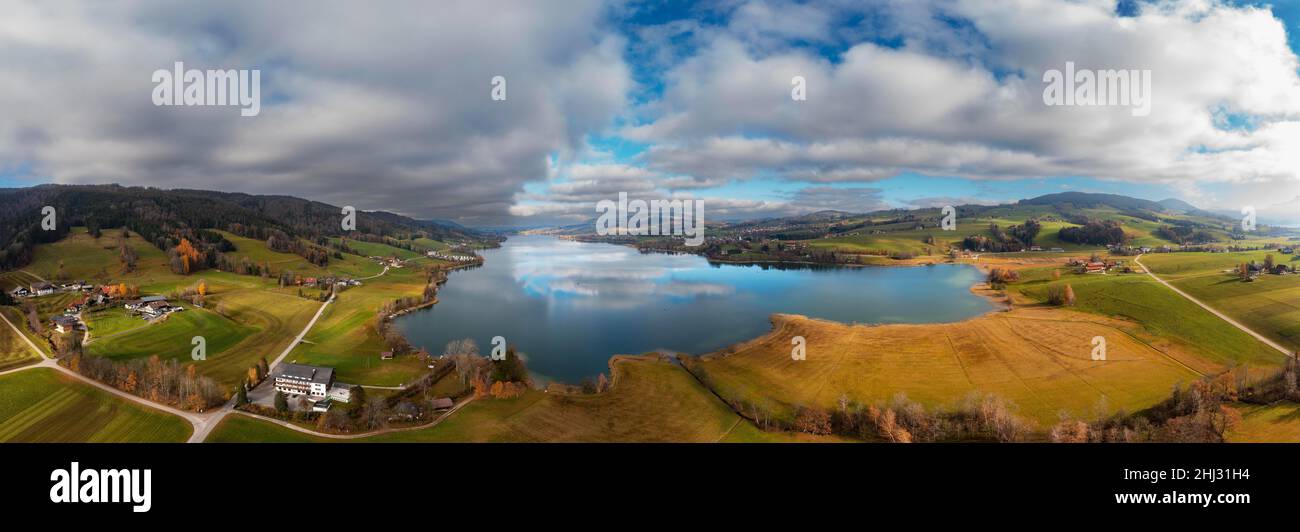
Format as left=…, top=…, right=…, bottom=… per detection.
left=401, top=235, right=1018, bottom=388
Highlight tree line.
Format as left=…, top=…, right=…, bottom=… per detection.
left=65, top=354, right=226, bottom=411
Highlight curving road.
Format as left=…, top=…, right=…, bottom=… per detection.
left=1134, top=254, right=1293, bottom=358
left=0, top=289, right=346, bottom=443
left=220, top=394, right=474, bottom=441
left=0, top=309, right=218, bottom=438
left=0, top=260, right=464, bottom=443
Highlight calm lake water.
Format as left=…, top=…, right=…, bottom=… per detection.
left=395, top=235, right=993, bottom=384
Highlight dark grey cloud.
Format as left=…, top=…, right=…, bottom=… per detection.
left=0, top=0, right=629, bottom=225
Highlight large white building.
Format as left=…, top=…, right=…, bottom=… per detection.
left=273, top=364, right=335, bottom=398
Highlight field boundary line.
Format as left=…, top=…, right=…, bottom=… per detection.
left=1005, top=314, right=1206, bottom=377
left=19, top=270, right=47, bottom=283
left=1002, top=317, right=1113, bottom=402
left=715, top=418, right=743, bottom=443
left=941, top=327, right=976, bottom=388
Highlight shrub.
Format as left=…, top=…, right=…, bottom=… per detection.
left=793, top=406, right=832, bottom=435
left=1046, top=284, right=1075, bottom=306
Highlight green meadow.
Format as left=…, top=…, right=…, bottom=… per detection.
left=217, top=230, right=384, bottom=279
left=1141, top=251, right=1300, bottom=352
left=332, top=237, right=424, bottom=261
left=288, top=265, right=431, bottom=386
left=0, top=368, right=191, bottom=442
left=1009, top=266, right=1286, bottom=373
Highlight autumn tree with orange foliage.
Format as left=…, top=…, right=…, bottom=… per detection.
left=171, top=238, right=204, bottom=274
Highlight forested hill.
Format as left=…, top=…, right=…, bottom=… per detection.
left=0, top=184, right=486, bottom=271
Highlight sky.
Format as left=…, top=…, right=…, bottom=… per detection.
left=1, top=0, right=1299, bottom=227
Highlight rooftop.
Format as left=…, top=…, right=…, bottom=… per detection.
left=277, top=363, right=334, bottom=385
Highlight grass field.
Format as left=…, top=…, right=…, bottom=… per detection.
left=85, top=276, right=321, bottom=387
left=689, top=307, right=1203, bottom=429
left=288, top=265, right=431, bottom=386
left=368, top=357, right=742, bottom=442
left=1008, top=267, right=1285, bottom=372
left=0, top=368, right=191, bottom=442
left=27, top=227, right=183, bottom=287
left=410, top=237, right=448, bottom=252
left=1227, top=402, right=1300, bottom=442
left=217, top=231, right=383, bottom=279
left=82, top=306, right=151, bottom=339
left=1140, top=251, right=1284, bottom=280
left=807, top=218, right=1030, bottom=255
left=203, top=414, right=332, bottom=443
left=86, top=305, right=254, bottom=366
left=0, top=270, right=42, bottom=292
left=207, top=356, right=831, bottom=442
left=801, top=206, right=1188, bottom=257
left=334, top=238, right=425, bottom=261
left=1140, top=251, right=1300, bottom=352
left=0, top=306, right=50, bottom=358
left=0, top=311, right=40, bottom=371
left=8, top=228, right=439, bottom=387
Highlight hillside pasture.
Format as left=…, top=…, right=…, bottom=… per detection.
left=86, top=285, right=320, bottom=387
left=332, top=237, right=424, bottom=261
left=27, top=227, right=179, bottom=285
left=289, top=266, right=430, bottom=386
left=216, top=230, right=383, bottom=279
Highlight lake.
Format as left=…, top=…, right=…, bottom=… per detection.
left=395, top=235, right=994, bottom=384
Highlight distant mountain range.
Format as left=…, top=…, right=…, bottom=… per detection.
left=542, top=191, right=1230, bottom=232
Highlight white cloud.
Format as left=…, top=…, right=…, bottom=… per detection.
left=629, top=0, right=1300, bottom=197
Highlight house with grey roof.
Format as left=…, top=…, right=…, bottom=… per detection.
left=51, top=315, right=82, bottom=334
left=273, top=363, right=335, bottom=398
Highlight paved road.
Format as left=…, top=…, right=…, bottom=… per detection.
left=356, top=265, right=389, bottom=281
left=0, top=309, right=218, bottom=439
left=187, top=292, right=338, bottom=443
left=226, top=394, right=474, bottom=440
left=1134, top=254, right=1293, bottom=357
left=0, top=262, right=451, bottom=444
left=268, top=293, right=336, bottom=370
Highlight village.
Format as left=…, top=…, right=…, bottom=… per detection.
left=8, top=278, right=189, bottom=339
